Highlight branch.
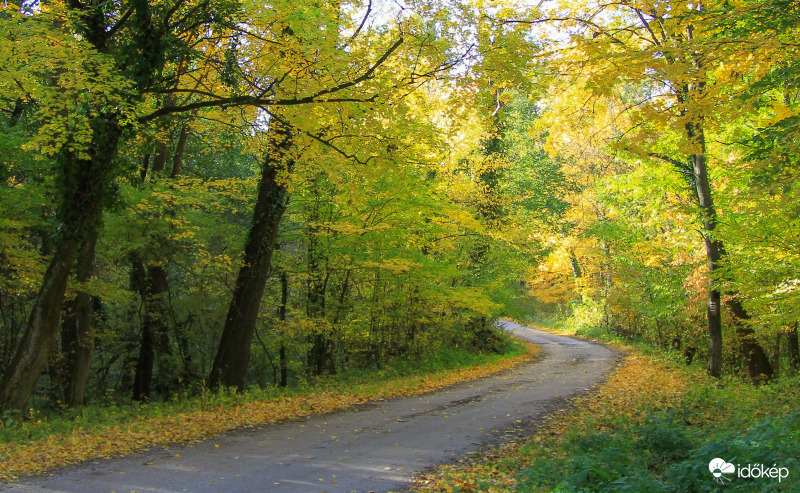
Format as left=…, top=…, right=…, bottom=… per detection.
left=501, top=16, right=631, bottom=46
left=297, top=37, right=404, bottom=102
left=268, top=110, right=374, bottom=166
left=347, top=0, right=372, bottom=44
left=647, top=152, right=686, bottom=169
left=138, top=94, right=379, bottom=123
left=104, top=7, right=134, bottom=40
left=163, top=0, right=188, bottom=29
left=631, top=8, right=661, bottom=46
left=137, top=37, right=404, bottom=123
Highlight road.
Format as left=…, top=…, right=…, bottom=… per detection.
left=2, top=321, right=618, bottom=493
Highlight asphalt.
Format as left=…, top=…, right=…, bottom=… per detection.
left=1, top=320, right=618, bottom=493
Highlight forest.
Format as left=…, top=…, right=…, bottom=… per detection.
left=0, top=0, right=798, bottom=428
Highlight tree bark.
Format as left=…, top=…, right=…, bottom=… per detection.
left=279, top=271, right=288, bottom=388
left=305, top=181, right=336, bottom=376
left=62, top=227, right=99, bottom=407
left=171, top=122, right=190, bottom=178
left=132, top=104, right=186, bottom=400
left=9, top=99, right=25, bottom=127
left=690, top=147, right=725, bottom=378
left=687, top=122, right=773, bottom=381
left=208, top=119, right=294, bottom=390
left=152, top=141, right=169, bottom=177
left=724, top=296, right=774, bottom=384
left=0, top=119, right=121, bottom=413
left=788, top=322, right=800, bottom=373
left=131, top=260, right=171, bottom=401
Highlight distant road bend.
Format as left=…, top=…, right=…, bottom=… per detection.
left=3, top=320, right=618, bottom=493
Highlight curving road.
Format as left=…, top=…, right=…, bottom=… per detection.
left=2, top=321, right=618, bottom=493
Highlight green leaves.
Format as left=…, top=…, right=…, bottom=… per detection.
left=0, top=5, right=135, bottom=159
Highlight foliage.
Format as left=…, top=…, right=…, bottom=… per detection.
left=1, top=0, right=799, bottom=480
left=523, top=0, right=800, bottom=377
left=412, top=329, right=800, bottom=492
left=0, top=0, right=545, bottom=415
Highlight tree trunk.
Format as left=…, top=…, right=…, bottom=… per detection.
left=305, top=182, right=336, bottom=376
left=152, top=141, right=169, bottom=177
left=131, top=260, right=171, bottom=401
left=724, top=297, right=774, bottom=384
left=208, top=120, right=294, bottom=390
left=132, top=107, right=186, bottom=400
left=772, top=331, right=781, bottom=377
left=140, top=154, right=150, bottom=183
left=690, top=143, right=730, bottom=379
left=687, top=122, right=773, bottom=381
left=62, top=227, right=99, bottom=407
left=0, top=119, right=121, bottom=413
left=9, top=98, right=25, bottom=127
left=788, top=322, right=800, bottom=373
left=279, top=271, right=288, bottom=388
left=171, top=122, right=190, bottom=178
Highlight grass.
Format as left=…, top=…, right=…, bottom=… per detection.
left=0, top=335, right=534, bottom=481
left=412, top=322, right=800, bottom=492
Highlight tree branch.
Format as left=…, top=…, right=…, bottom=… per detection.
left=347, top=0, right=372, bottom=44
left=137, top=37, right=404, bottom=123
left=268, top=110, right=374, bottom=166
left=647, top=152, right=686, bottom=169
left=104, top=7, right=134, bottom=40
left=631, top=8, right=661, bottom=46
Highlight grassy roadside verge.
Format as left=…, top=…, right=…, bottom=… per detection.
left=0, top=337, right=536, bottom=482
left=412, top=323, right=800, bottom=492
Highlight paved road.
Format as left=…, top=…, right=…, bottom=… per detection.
left=2, top=321, right=618, bottom=493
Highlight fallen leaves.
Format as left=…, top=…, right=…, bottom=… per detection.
left=411, top=352, right=687, bottom=492
left=0, top=344, right=537, bottom=482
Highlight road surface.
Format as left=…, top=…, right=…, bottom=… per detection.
left=2, top=320, right=618, bottom=493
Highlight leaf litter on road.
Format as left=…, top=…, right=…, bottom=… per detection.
left=0, top=345, right=537, bottom=482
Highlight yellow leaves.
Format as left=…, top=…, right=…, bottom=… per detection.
left=414, top=351, right=688, bottom=492
left=359, top=259, right=420, bottom=274
left=1, top=5, right=135, bottom=157
left=0, top=346, right=537, bottom=481
left=765, top=101, right=798, bottom=128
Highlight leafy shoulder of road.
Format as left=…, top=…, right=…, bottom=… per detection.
left=0, top=339, right=537, bottom=482
left=412, top=324, right=800, bottom=492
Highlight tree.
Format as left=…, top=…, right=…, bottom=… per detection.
left=1, top=0, right=411, bottom=412
left=532, top=0, right=781, bottom=380
left=208, top=117, right=295, bottom=389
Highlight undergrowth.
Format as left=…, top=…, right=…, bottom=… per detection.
left=413, top=322, right=800, bottom=492
left=0, top=334, right=530, bottom=481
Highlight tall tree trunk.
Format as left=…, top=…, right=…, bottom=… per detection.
left=152, top=141, right=169, bottom=177
left=0, top=119, right=121, bottom=413
left=306, top=263, right=332, bottom=376
left=131, top=260, right=171, bottom=401
left=140, top=154, right=151, bottom=183
left=305, top=182, right=335, bottom=376
left=170, top=122, right=190, bottom=178
left=279, top=271, right=288, bottom=388
left=688, top=146, right=724, bottom=378
left=209, top=120, right=294, bottom=390
left=687, top=123, right=773, bottom=381
left=787, top=322, right=800, bottom=374
left=62, top=227, right=99, bottom=407
left=132, top=105, right=186, bottom=400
